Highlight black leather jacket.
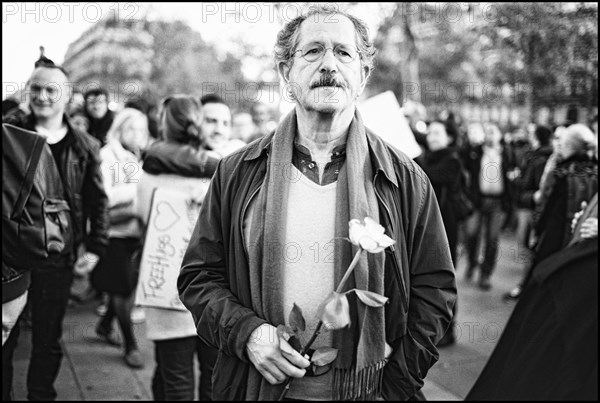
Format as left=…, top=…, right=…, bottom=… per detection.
left=178, top=128, right=457, bottom=400
left=3, top=113, right=109, bottom=260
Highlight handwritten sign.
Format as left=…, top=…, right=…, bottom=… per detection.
left=359, top=91, right=422, bottom=159
left=135, top=187, right=200, bottom=311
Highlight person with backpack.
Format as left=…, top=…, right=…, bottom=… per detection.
left=2, top=122, right=72, bottom=400
left=2, top=57, right=109, bottom=401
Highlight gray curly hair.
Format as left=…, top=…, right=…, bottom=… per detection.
left=274, top=5, right=376, bottom=74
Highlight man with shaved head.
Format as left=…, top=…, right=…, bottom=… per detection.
left=3, top=58, right=108, bottom=401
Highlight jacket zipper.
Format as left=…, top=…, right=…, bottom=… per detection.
left=374, top=173, right=408, bottom=310
left=240, top=184, right=262, bottom=262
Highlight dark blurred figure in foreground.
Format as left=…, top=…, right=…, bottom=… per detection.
left=2, top=98, right=20, bottom=119
left=467, top=196, right=598, bottom=401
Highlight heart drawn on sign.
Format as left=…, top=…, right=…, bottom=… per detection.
left=153, top=201, right=180, bottom=232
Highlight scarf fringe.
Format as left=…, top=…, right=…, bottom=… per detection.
left=332, top=360, right=386, bottom=401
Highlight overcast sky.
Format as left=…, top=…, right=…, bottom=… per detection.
left=2, top=2, right=388, bottom=99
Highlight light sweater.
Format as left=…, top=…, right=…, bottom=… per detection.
left=244, top=166, right=338, bottom=400
left=99, top=141, right=143, bottom=239
left=282, top=168, right=338, bottom=400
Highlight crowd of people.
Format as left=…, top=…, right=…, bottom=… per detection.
left=1, top=53, right=259, bottom=400
left=414, top=113, right=598, bottom=347
left=2, top=5, right=598, bottom=402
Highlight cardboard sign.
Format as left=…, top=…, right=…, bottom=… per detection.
left=359, top=91, right=422, bottom=159
left=135, top=188, right=200, bottom=311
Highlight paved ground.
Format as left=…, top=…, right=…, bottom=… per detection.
left=11, top=233, right=526, bottom=400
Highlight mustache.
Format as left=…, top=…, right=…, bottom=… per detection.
left=310, top=74, right=347, bottom=89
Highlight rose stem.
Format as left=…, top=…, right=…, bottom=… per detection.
left=278, top=248, right=363, bottom=401
left=336, top=248, right=363, bottom=293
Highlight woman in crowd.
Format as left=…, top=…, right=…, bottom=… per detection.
left=417, top=119, right=465, bottom=347
left=531, top=123, right=597, bottom=266
left=137, top=95, right=221, bottom=400
left=418, top=120, right=463, bottom=264
left=92, top=108, right=150, bottom=368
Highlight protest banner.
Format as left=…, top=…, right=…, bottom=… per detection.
left=135, top=187, right=200, bottom=311
left=359, top=91, right=422, bottom=159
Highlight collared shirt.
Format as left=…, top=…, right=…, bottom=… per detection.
left=292, top=142, right=346, bottom=186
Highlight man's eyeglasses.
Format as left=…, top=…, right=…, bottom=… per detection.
left=294, top=43, right=360, bottom=64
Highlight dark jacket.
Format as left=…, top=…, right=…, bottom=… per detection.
left=142, top=140, right=220, bottom=178
left=177, top=128, right=457, bottom=400
left=466, top=238, right=598, bottom=400
left=3, top=112, right=109, bottom=259
left=86, top=109, right=115, bottom=146
left=533, top=154, right=597, bottom=262
left=416, top=147, right=462, bottom=263
left=461, top=143, right=514, bottom=212
left=515, top=145, right=553, bottom=210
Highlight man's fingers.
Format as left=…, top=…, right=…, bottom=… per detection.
left=279, top=339, right=310, bottom=370
left=274, top=354, right=307, bottom=379
left=259, top=361, right=287, bottom=384
left=581, top=201, right=588, bottom=210
left=259, top=368, right=280, bottom=385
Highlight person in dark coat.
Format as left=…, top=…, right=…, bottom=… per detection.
left=417, top=120, right=462, bottom=265
left=177, top=8, right=456, bottom=400
left=466, top=236, right=597, bottom=400
left=505, top=124, right=597, bottom=302
left=531, top=124, right=597, bottom=267
left=504, top=125, right=553, bottom=300
left=3, top=58, right=109, bottom=401
left=417, top=120, right=465, bottom=347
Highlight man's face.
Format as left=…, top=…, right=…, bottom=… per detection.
left=279, top=15, right=369, bottom=114
left=427, top=122, right=450, bottom=152
left=85, top=93, right=109, bottom=119
left=201, top=102, right=232, bottom=150
left=252, top=104, right=269, bottom=125
left=27, top=68, right=70, bottom=120
left=232, top=112, right=255, bottom=142
left=483, top=123, right=502, bottom=146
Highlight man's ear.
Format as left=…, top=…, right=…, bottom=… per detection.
left=359, top=65, right=371, bottom=94
left=278, top=61, right=291, bottom=84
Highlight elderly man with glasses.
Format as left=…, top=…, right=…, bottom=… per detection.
left=178, top=6, right=456, bottom=401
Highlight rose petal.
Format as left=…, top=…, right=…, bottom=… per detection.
left=376, top=234, right=396, bottom=248
left=359, top=237, right=379, bottom=252
left=311, top=347, right=339, bottom=366
left=364, top=217, right=385, bottom=236
left=349, top=220, right=369, bottom=246
left=353, top=289, right=389, bottom=307
left=317, top=292, right=350, bottom=330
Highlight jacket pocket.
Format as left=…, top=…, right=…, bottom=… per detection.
left=43, top=198, right=72, bottom=254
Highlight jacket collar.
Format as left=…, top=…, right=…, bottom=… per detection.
left=22, top=112, right=91, bottom=158
left=364, top=128, right=398, bottom=187
left=244, top=129, right=274, bottom=162
left=243, top=110, right=399, bottom=188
